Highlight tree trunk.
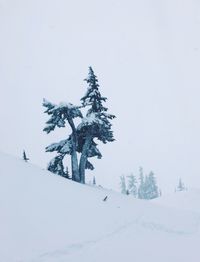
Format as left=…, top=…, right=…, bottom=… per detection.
left=71, top=147, right=80, bottom=182
left=68, top=118, right=80, bottom=182
left=79, top=135, right=92, bottom=184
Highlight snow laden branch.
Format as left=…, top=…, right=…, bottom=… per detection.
left=43, top=99, right=82, bottom=133
left=43, top=67, right=115, bottom=184
left=43, top=100, right=82, bottom=182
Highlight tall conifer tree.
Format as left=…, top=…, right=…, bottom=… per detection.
left=77, top=67, right=115, bottom=183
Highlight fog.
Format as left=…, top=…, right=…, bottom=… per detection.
left=0, top=0, right=200, bottom=192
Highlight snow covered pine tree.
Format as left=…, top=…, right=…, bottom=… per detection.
left=93, top=176, right=96, bottom=185
left=176, top=178, right=186, bottom=192
left=43, top=67, right=115, bottom=184
left=77, top=67, right=115, bottom=183
left=137, top=168, right=159, bottom=200
left=138, top=167, right=145, bottom=199
left=120, top=175, right=127, bottom=194
left=144, top=171, right=159, bottom=199
left=127, top=174, right=137, bottom=197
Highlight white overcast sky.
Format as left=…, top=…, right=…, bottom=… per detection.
left=0, top=0, right=200, bottom=192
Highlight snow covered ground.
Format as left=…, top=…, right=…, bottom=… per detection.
left=0, top=152, right=200, bottom=262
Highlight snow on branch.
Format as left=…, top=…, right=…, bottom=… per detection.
left=46, top=138, right=72, bottom=154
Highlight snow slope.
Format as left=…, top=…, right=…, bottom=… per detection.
left=154, top=188, right=200, bottom=211
left=0, top=152, right=200, bottom=262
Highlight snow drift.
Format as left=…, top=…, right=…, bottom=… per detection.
left=0, top=152, right=200, bottom=262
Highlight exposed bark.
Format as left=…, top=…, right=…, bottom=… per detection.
left=71, top=149, right=80, bottom=182
left=68, top=118, right=80, bottom=182
left=79, top=135, right=92, bottom=184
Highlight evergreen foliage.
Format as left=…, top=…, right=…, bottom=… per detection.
left=23, top=150, right=29, bottom=162
left=120, top=168, right=160, bottom=200
left=127, top=174, right=137, bottom=197
left=43, top=67, right=115, bottom=184
left=176, top=178, right=186, bottom=192
left=77, top=67, right=115, bottom=183
left=93, top=176, right=96, bottom=185
left=47, top=155, right=69, bottom=179
left=43, top=100, right=82, bottom=182
left=43, top=100, right=82, bottom=134
left=143, top=172, right=159, bottom=199
left=138, top=167, right=145, bottom=199
left=78, top=67, right=115, bottom=144
left=64, top=167, right=70, bottom=179
left=120, top=175, right=127, bottom=194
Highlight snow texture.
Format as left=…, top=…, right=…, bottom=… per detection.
left=0, top=152, right=200, bottom=262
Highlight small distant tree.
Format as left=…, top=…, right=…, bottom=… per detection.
left=120, top=168, right=160, bottom=199
left=138, top=167, right=145, bottom=199
left=137, top=168, right=160, bottom=200
left=120, top=175, right=127, bottom=194
left=23, top=150, right=29, bottom=162
left=93, top=176, right=96, bottom=185
left=127, top=174, right=137, bottom=197
left=176, top=178, right=186, bottom=192
left=63, top=167, right=70, bottom=179
left=144, top=171, right=159, bottom=199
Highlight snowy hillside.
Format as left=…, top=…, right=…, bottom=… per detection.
left=154, top=188, right=200, bottom=214
left=0, top=152, right=200, bottom=262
